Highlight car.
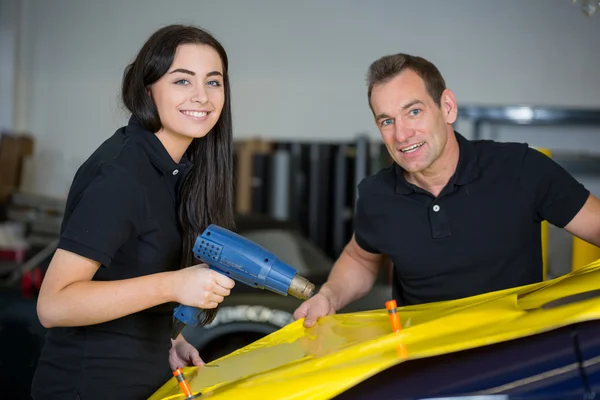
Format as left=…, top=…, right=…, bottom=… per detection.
left=180, top=214, right=393, bottom=363
left=149, top=258, right=600, bottom=400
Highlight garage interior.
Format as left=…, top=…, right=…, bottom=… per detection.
left=1, top=0, right=600, bottom=399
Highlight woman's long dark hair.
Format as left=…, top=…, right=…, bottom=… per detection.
left=121, top=25, right=235, bottom=326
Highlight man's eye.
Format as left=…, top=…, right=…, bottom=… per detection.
left=410, top=109, right=421, bottom=116
left=381, top=119, right=393, bottom=126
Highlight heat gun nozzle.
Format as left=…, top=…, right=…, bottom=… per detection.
left=288, top=275, right=315, bottom=300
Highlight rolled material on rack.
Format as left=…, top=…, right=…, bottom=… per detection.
left=354, top=135, right=369, bottom=206
left=269, top=149, right=290, bottom=221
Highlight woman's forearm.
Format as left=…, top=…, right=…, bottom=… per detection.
left=37, top=271, right=176, bottom=328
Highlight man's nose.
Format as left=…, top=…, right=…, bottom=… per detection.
left=394, top=125, right=415, bottom=143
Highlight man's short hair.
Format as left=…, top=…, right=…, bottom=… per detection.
left=366, top=53, right=447, bottom=111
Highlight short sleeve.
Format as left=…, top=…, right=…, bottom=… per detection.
left=58, top=165, right=145, bottom=267
left=519, top=147, right=590, bottom=228
left=353, top=191, right=381, bottom=254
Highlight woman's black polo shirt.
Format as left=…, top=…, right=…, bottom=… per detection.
left=32, top=116, right=193, bottom=400
left=354, top=132, right=590, bottom=306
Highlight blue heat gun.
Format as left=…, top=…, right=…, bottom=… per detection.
left=171, top=224, right=315, bottom=339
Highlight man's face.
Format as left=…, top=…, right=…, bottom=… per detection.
left=370, top=69, right=456, bottom=174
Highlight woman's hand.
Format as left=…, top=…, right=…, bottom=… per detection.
left=171, top=264, right=235, bottom=309
left=169, top=335, right=204, bottom=370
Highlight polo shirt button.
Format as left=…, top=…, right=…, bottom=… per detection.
left=433, top=205, right=440, bottom=212
left=172, top=169, right=179, bottom=176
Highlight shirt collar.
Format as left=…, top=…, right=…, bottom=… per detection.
left=125, top=116, right=193, bottom=176
left=394, top=131, right=479, bottom=195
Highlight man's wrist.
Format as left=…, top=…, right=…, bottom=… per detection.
left=318, top=284, right=339, bottom=311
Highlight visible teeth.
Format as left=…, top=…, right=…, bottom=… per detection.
left=182, top=110, right=208, bottom=118
left=401, top=142, right=424, bottom=153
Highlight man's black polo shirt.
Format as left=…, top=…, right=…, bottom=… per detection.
left=354, top=131, right=590, bottom=306
left=32, top=116, right=193, bottom=400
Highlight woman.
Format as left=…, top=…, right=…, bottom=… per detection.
left=31, top=24, right=236, bottom=400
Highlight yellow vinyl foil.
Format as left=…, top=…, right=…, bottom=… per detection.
left=149, top=258, right=600, bottom=400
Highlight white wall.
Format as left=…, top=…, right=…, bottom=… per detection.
left=5, top=0, right=600, bottom=198
left=0, top=0, right=20, bottom=131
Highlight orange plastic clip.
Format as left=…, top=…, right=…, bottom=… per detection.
left=173, top=368, right=194, bottom=398
left=385, top=299, right=407, bottom=357
left=385, top=299, right=402, bottom=333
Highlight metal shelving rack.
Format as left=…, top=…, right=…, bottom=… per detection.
left=457, top=105, right=600, bottom=176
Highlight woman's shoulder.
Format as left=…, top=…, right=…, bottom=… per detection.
left=69, top=129, right=147, bottom=197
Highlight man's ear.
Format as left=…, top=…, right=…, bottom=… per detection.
left=440, top=88, right=458, bottom=125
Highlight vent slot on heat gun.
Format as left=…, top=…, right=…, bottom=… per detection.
left=196, top=238, right=223, bottom=262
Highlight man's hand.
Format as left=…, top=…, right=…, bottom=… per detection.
left=292, top=236, right=383, bottom=329
left=169, top=336, right=205, bottom=370
left=292, top=292, right=336, bottom=328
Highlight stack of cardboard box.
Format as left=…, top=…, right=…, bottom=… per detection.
left=0, top=131, right=34, bottom=265
left=0, top=132, right=34, bottom=207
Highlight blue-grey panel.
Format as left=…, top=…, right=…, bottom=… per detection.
left=332, top=324, right=586, bottom=400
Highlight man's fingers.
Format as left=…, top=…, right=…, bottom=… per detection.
left=303, top=311, right=317, bottom=328
left=294, top=299, right=330, bottom=327
left=293, top=302, right=308, bottom=320
left=302, top=303, right=319, bottom=328
left=293, top=310, right=306, bottom=321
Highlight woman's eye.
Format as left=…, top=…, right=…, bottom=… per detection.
left=175, top=79, right=190, bottom=85
left=207, top=80, right=222, bottom=87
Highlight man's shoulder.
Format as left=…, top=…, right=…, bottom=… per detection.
left=471, top=138, right=530, bottom=156
left=469, top=138, right=534, bottom=170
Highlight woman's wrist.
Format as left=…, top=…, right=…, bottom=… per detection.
left=160, top=270, right=180, bottom=304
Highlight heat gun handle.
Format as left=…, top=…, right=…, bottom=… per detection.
left=171, top=266, right=224, bottom=329
left=173, top=303, right=202, bottom=327
left=171, top=303, right=202, bottom=340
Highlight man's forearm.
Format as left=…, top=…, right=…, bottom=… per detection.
left=319, top=244, right=381, bottom=311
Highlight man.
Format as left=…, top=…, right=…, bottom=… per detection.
left=293, top=53, right=600, bottom=328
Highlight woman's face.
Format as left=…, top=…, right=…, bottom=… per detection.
left=150, top=43, right=225, bottom=142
